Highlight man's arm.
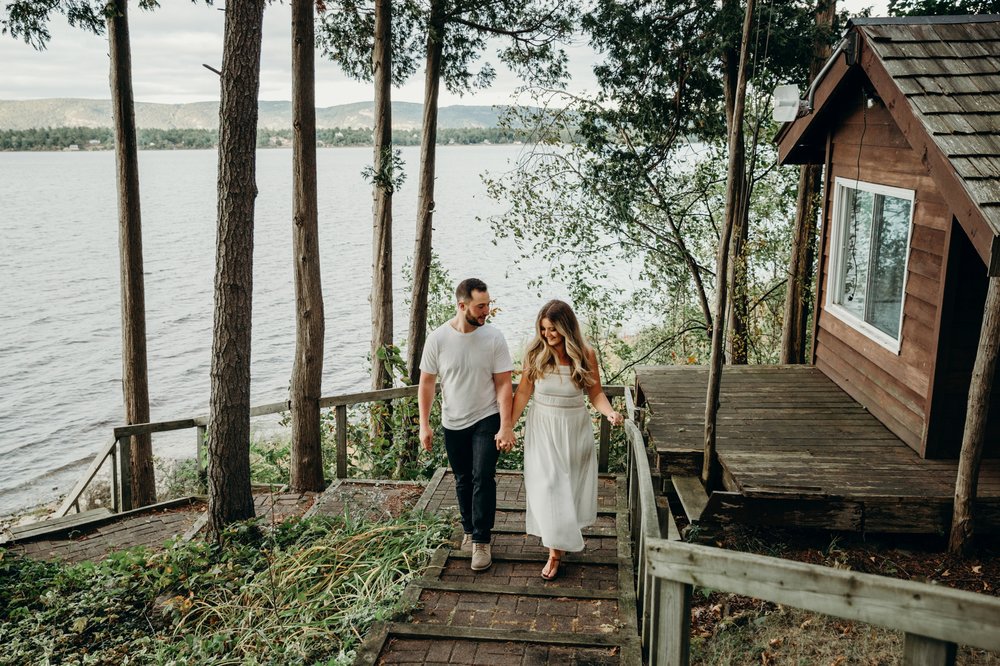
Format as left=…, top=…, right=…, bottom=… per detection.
left=493, top=370, right=515, bottom=451
left=418, top=371, right=437, bottom=452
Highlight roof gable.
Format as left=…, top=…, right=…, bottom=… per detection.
left=777, top=16, right=1000, bottom=272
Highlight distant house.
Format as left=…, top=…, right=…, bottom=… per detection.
left=776, top=14, right=1000, bottom=460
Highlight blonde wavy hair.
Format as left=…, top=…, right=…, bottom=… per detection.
left=523, top=300, right=596, bottom=390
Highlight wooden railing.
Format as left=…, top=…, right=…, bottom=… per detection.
left=56, top=383, right=625, bottom=518
left=621, top=385, right=683, bottom=663
left=622, top=388, right=1000, bottom=666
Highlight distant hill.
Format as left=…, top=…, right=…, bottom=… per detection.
left=0, top=99, right=507, bottom=131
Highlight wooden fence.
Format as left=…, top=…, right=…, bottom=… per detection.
left=56, top=383, right=625, bottom=518
left=620, top=388, right=1000, bottom=666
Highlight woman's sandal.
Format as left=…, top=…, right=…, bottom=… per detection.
left=541, top=555, right=561, bottom=581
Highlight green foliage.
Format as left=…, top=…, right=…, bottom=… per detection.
left=0, top=125, right=526, bottom=152
left=316, top=0, right=424, bottom=86
left=0, top=511, right=450, bottom=665
left=2, top=0, right=175, bottom=50
left=485, top=0, right=824, bottom=368
left=889, top=0, right=1000, bottom=13
left=363, top=146, right=407, bottom=193
left=317, top=0, right=576, bottom=96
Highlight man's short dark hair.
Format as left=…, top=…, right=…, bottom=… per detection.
left=456, top=278, right=488, bottom=302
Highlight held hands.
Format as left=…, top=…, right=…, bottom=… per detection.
left=606, top=411, right=625, bottom=427
left=495, top=426, right=517, bottom=453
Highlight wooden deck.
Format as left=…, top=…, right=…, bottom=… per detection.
left=636, top=365, right=1000, bottom=534
left=355, top=469, right=642, bottom=665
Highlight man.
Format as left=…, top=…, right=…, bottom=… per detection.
left=419, top=278, right=516, bottom=571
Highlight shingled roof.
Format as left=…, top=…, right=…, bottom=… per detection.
left=777, top=15, right=1000, bottom=272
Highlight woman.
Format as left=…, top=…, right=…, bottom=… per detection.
left=510, top=300, right=623, bottom=580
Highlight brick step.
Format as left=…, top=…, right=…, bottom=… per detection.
left=434, top=558, right=620, bottom=592
left=408, top=588, right=622, bottom=637
left=450, top=531, right=619, bottom=560
left=377, top=634, right=621, bottom=665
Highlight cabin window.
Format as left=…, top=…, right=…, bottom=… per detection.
left=828, top=178, right=914, bottom=352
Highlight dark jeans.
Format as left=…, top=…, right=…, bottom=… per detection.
left=444, top=412, right=500, bottom=544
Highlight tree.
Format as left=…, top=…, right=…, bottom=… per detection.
left=405, top=0, right=575, bottom=387
left=207, top=0, right=266, bottom=536
left=703, top=0, right=755, bottom=490
left=370, top=0, right=394, bottom=394
left=3, top=0, right=160, bottom=508
left=889, top=0, right=1000, bottom=12
left=107, top=0, right=154, bottom=508
left=949, top=279, right=1000, bottom=554
left=780, top=0, right=836, bottom=365
left=318, top=0, right=420, bottom=395
left=289, top=0, right=325, bottom=492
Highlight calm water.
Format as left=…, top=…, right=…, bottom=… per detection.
left=1, top=145, right=631, bottom=516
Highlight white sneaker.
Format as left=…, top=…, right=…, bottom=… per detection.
left=461, top=533, right=473, bottom=551
left=471, top=543, right=492, bottom=571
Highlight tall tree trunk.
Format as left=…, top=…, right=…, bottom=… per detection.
left=722, top=0, right=749, bottom=365
left=108, top=0, right=154, bottom=509
left=703, top=0, right=754, bottom=491
left=780, top=0, right=836, bottom=364
left=949, top=276, right=1000, bottom=555
left=725, top=147, right=749, bottom=365
left=780, top=163, right=822, bottom=363
left=370, top=0, right=395, bottom=468
left=370, top=0, right=393, bottom=393
left=207, top=0, right=266, bottom=537
left=406, top=0, right=444, bottom=388
left=289, top=0, right=325, bottom=492
left=399, top=0, right=445, bottom=477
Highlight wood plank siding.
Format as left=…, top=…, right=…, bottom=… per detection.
left=815, top=97, right=949, bottom=455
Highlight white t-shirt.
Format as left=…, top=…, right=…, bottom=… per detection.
left=420, top=322, right=514, bottom=430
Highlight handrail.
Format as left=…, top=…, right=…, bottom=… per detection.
left=644, top=537, right=1000, bottom=665
left=58, top=383, right=626, bottom=518
left=622, top=383, right=684, bottom=663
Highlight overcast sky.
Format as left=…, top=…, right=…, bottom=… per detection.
left=0, top=1, right=889, bottom=108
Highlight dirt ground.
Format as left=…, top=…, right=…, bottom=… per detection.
left=685, top=524, right=1000, bottom=665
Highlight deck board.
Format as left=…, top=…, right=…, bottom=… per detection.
left=637, top=365, right=1000, bottom=533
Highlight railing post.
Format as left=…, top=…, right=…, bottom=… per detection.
left=652, top=577, right=692, bottom=666
left=196, top=425, right=207, bottom=470
left=111, top=445, right=120, bottom=513
left=196, top=425, right=208, bottom=492
left=336, top=404, right=348, bottom=479
left=903, top=634, right=957, bottom=666
left=598, top=413, right=611, bottom=473
left=118, top=436, right=133, bottom=512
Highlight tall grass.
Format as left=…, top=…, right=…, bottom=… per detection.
left=0, top=511, right=450, bottom=666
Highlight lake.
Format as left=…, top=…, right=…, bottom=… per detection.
left=0, top=144, right=641, bottom=517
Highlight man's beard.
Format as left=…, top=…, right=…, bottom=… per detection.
left=465, top=313, right=484, bottom=327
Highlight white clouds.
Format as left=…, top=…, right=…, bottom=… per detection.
left=0, top=0, right=889, bottom=107
left=0, top=2, right=598, bottom=107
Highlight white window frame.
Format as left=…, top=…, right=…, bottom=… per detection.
left=826, top=177, right=915, bottom=355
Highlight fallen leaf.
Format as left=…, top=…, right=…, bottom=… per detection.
left=800, top=618, right=813, bottom=629
left=768, top=638, right=784, bottom=648
left=972, top=565, right=982, bottom=574
left=830, top=657, right=846, bottom=666
left=761, top=650, right=776, bottom=665
left=942, top=569, right=951, bottom=576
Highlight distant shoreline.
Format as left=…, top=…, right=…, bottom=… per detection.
left=0, top=126, right=535, bottom=152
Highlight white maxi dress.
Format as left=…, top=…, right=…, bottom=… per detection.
left=524, top=365, right=598, bottom=553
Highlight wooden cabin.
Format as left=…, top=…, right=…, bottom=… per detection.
left=777, top=14, right=1000, bottom=460
left=638, top=15, right=1000, bottom=534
